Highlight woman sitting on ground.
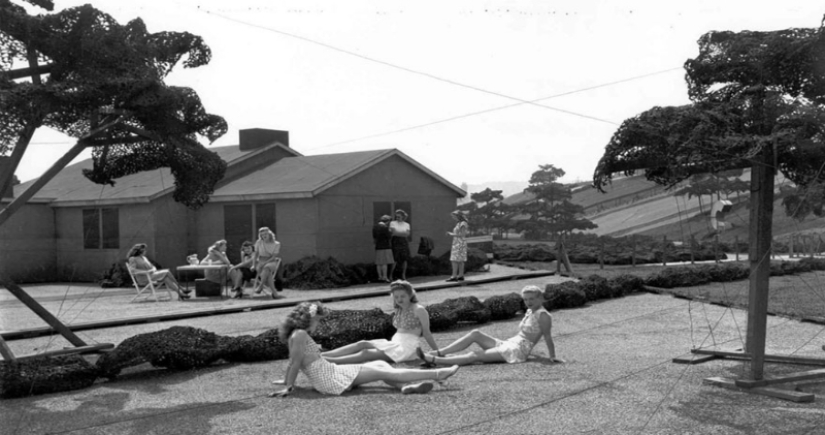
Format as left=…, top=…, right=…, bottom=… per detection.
left=126, top=243, right=189, bottom=300
left=417, top=285, right=563, bottom=366
left=270, top=302, right=459, bottom=397
left=322, top=280, right=441, bottom=364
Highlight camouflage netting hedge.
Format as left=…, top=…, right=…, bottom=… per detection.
left=2, top=273, right=650, bottom=399
left=280, top=248, right=489, bottom=290
left=643, top=257, right=825, bottom=288
left=0, top=354, right=100, bottom=399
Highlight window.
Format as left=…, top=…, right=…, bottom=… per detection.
left=224, top=203, right=276, bottom=263
left=82, top=208, right=119, bottom=249
left=373, top=201, right=412, bottom=240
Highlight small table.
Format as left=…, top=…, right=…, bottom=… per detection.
left=177, top=264, right=230, bottom=297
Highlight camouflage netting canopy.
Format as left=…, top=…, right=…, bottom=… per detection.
left=593, top=24, right=825, bottom=192
left=0, top=1, right=227, bottom=208
left=0, top=354, right=100, bottom=399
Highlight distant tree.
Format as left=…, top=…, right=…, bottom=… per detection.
left=672, top=169, right=748, bottom=214
left=781, top=182, right=825, bottom=221
left=517, top=164, right=595, bottom=239
left=0, top=1, right=228, bottom=230
left=470, top=188, right=504, bottom=205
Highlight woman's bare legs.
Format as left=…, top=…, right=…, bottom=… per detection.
left=457, top=261, right=465, bottom=278
left=431, top=329, right=499, bottom=355
left=352, top=361, right=459, bottom=388
left=229, top=269, right=243, bottom=289
left=322, top=341, right=394, bottom=364
left=428, top=349, right=507, bottom=366
left=451, top=262, right=459, bottom=278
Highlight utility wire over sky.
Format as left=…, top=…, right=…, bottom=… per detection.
left=15, top=1, right=825, bottom=186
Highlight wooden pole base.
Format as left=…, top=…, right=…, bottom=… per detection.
left=704, top=377, right=815, bottom=403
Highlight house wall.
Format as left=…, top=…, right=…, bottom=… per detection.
left=317, top=155, right=459, bottom=263
left=191, top=199, right=319, bottom=264
left=150, top=196, right=191, bottom=272
left=53, top=202, right=168, bottom=281
left=0, top=203, right=56, bottom=282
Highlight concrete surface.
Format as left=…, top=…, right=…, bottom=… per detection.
left=2, top=265, right=825, bottom=434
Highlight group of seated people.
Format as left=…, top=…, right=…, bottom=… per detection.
left=126, top=226, right=285, bottom=301
left=270, top=281, right=563, bottom=397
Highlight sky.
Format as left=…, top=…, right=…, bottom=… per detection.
left=12, top=0, right=825, bottom=190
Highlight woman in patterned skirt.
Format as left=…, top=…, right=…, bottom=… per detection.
left=418, top=285, right=563, bottom=366
left=389, top=209, right=411, bottom=280
left=446, top=210, right=469, bottom=282
left=270, top=302, right=459, bottom=397
left=321, top=280, right=441, bottom=364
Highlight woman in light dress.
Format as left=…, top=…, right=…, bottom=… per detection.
left=253, top=227, right=284, bottom=299
left=389, top=209, right=411, bottom=280
left=418, top=285, right=563, bottom=366
left=446, top=210, right=469, bottom=282
left=126, top=243, right=189, bottom=300
left=269, top=302, right=459, bottom=397
left=322, top=280, right=440, bottom=364
left=201, top=239, right=231, bottom=285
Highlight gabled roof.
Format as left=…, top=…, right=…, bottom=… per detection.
left=12, top=143, right=464, bottom=206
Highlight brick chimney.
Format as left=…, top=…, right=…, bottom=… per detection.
left=239, top=128, right=289, bottom=151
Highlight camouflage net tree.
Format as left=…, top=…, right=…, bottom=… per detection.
left=593, top=23, right=825, bottom=191
left=0, top=0, right=227, bottom=209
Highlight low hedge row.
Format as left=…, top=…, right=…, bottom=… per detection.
left=642, top=257, right=825, bottom=288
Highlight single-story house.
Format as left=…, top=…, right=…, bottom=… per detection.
left=0, top=129, right=465, bottom=282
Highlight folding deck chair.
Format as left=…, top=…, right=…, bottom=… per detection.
left=126, top=262, right=173, bottom=302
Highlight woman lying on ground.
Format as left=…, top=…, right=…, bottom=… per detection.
left=417, top=285, right=563, bottom=366
left=270, top=302, right=459, bottom=397
left=321, top=280, right=441, bottom=364
left=126, top=243, right=189, bottom=300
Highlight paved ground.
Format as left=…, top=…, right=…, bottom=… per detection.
left=2, top=265, right=825, bottom=434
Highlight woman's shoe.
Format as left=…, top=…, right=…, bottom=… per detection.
left=416, top=347, right=437, bottom=368
left=435, top=365, right=459, bottom=384
left=446, top=277, right=457, bottom=282
left=177, top=290, right=190, bottom=301
left=457, top=277, right=465, bottom=282
left=401, top=382, right=434, bottom=394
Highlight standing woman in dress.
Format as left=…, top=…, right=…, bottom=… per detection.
left=321, top=280, right=441, bottom=364
left=389, top=209, right=411, bottom=280
left=253, top=227, right=284, bottom=299
left=446, top=211, right=469, bottom=282
left=270, top=302, right=459, bottom=397
left=126, top=243, right=189, bottom=300
left=373, top=215, right=394, bottom=283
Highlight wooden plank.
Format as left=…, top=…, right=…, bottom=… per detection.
left=0, top=335, right=16, bottom=361
left=704, top=376, right=815, bottom=403
left=673, top=354, right=717, bottom=365
left=1, top=280, right=87, bottom=347
left=735, top=368, right=825, bottom=389
left=14, top=343, right=115, bottom=362
left=692, top=349, right=825, bottom=367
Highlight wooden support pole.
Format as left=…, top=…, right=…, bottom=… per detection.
left=715, top=232, right=720, bottom=265
left=735, top=368, right=825, bottom=389
left=0, top=280, right=87, bottom=347
left=704, top=377, right=814, bottom=403
left=746, top=151, right=775, bottom=381
left=735, top=235, right=739, bottom=261
left=632, top=235, right=637, bottom=267
left=0, top=335, right=16, bottom=361
left=599, top=239, right=605, bottom=270
left=690, top=234, right=695, bottom=265
left=14, top=343, right=114, bottom=362
left=691, top=349, right=825, bottom=367
left=662, top=235, right=667, bottom=266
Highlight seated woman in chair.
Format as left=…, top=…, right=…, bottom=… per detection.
left=127, top=243, right=189, bottom=300
left=253, top=227, right=284, bottom=299
left=201, top=239, right=232, bottom=287
left=228, top=241, right=256, bottom=299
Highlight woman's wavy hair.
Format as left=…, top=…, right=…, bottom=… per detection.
left=208, top=239, right=227, bottom=252
left=258, top=227, right=276, bottom=241
left=127, top=243, right=147, bottom=258
left=521, top=285, right=543, bottom=298
left=451, top=210, right=468, bottom=222
left=279, top=301, right=330, bottom=342
left=389, top=280, right=418, bottom=311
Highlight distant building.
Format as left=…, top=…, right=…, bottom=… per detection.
left=1, top=129, right=465, bottom=282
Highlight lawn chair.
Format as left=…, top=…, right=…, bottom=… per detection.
left=126, top=262, right=173, bottom=303
left=249, top=258, right=281, bottom=299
